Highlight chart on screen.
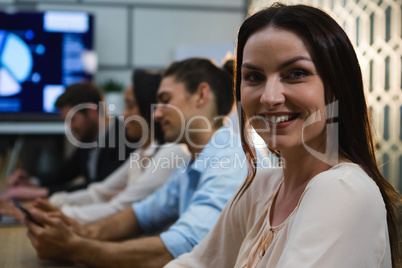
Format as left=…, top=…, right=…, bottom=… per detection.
left=0, top=30, right=33, bottom=97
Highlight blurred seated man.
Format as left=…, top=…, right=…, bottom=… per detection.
left=3, top=82, right=136, bottom=200
left=24, top=58, right=262, bottom=267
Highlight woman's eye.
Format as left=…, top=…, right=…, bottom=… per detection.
left=286, top=69, right=309, bottom=79
left=158, top=98, right=170, bottom=105
left=243, top=72, right=264, bottom=82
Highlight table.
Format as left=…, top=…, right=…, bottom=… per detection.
left=0, top=225, right=81, bottom=268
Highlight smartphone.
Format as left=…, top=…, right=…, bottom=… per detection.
left=10, top=199, right=45, bottom=227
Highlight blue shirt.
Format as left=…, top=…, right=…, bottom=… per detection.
left=132, top=126, right=249, bottom=258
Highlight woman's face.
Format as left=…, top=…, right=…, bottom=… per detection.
left=240, top=26, right=327, bottom=153
left=122, top=85, right=143, bottom=139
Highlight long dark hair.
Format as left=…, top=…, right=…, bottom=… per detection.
left=234, top=3, right=401, bottom=266
left=132, top=69, right=164, bottom=143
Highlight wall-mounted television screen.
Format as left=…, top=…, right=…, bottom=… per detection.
left=0, top=10, right=94, bottom=121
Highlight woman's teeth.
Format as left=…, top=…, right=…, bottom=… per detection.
left=261, top=114, right=298, bottom=124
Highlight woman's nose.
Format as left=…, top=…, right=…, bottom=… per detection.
left=259, top=77, right=285, bottom=108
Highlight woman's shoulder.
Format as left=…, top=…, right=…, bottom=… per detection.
left=289, top=163, right=388, bottom=251
left=304, top=163, right=385, bottom=212
left=309, top=163, right=379, bottom=193
left=152, top=143, right=190, bottom=157
left=149, top=143, right=190, bottom=170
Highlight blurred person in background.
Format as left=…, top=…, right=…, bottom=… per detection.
left=3, top=82, right=136, bottom=200
left=39, top=69, right=190, bottom=225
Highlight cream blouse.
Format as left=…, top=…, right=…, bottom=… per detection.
left=165, top=163, right=391, bottom=268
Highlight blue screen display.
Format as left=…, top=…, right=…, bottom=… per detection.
left=0, top=10, right=94, bottom=120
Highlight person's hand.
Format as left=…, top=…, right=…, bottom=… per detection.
left=7, top=169, right=34, bottom=187
left=1, top=186, right=49, bottom=200
left=33, top=198, right=60, bottom=212
left=0, top=199, right=25, bottom=221
left=26, top=209, right=81, bottom=261
left=33, top=199, right=87, bottom=237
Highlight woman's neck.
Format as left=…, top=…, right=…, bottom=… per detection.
left=280, top=147, right=333, bottom=193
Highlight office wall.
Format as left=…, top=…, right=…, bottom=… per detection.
left=0, top=0, right=246, bottom=86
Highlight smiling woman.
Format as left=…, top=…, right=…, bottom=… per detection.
left=165, top=3, right=401, bottom=268
left=240, top=26, right=326, bottom=154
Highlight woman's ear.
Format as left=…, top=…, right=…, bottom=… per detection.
left=195, top=82, right=211, bottom=108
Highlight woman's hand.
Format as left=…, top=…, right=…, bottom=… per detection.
left=7, top=169, right=35, bottom=187
left=2, top=186, right=48, bottom=200
left=0, top=199, right=25, bottom=222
